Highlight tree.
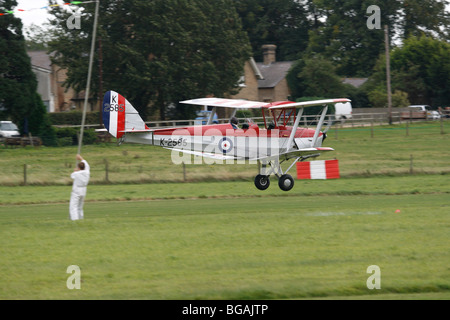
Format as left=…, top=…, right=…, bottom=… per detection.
left=401, top=0, right=450, bottom=39
left=24, top=23, right=53, bottom=51
left=0, top=0, right=56, bottom=145
left=305, top=0, right=397, bottom=77
left=364, top=35, right=450, bottom=107
left=390, top=36, right=450, bottom=106
left=304, top=0, right=450, bottom=77
left=234, top=0, right=311, bottom=61
left=286, top=56, right=353, bottom=99
left=47, top=0, right=251, bottom=121
left=366, top=88, right=410, bottom=108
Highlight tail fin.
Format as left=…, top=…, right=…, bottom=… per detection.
left=102, top=91, right=149, bottom=138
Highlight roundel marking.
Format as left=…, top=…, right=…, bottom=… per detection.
left=218, top=137, right=233, bottom=153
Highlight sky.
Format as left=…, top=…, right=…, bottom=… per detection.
left=15, top=0, right=60, bottom=28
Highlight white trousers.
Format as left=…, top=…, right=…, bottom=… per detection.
left=69, top=192, right=85, bottom=220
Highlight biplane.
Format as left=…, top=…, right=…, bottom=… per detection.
left=101, top=90, right=350, bottom=191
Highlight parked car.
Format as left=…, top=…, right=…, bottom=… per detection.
left=194, top=110, right=219, bottom=125
left=406, top=105, right=440, bottom=120
left=0, top=121, right=20, bottom=137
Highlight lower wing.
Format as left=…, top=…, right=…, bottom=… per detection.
left=167, top=147, right=333, bottom=162
left=167, top=148, right=242, bottom=161
left=251, top=147, right=335, bottom=162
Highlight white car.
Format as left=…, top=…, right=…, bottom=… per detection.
left=408, top=105, right=440, bottom=120
left=0, top=121, right=20, bottom=137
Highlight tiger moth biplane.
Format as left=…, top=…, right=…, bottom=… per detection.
left=101, top=90, right=350, bottom=191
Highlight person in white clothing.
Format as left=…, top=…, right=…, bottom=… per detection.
left=70, top=154, right=90, bottom=220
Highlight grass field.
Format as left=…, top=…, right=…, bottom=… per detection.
left=0, top=177, right=449, bottom=300
left=0, top=121, right=449, bottom=300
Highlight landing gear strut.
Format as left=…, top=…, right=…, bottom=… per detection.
left=255, top=157, right=304, bottom=191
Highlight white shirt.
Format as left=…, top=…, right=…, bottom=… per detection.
left=71, top=160, right=90, bottom=196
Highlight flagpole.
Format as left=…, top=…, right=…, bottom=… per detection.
left=77, top=0, right=100, bottom=156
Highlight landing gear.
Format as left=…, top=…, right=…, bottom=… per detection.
left=254, top=174, right=294, bottom=191
left=256, top=158, right=300, bottom=191
left=254, top=174, right=270, bottom=190
left=278, top=174, right=294, bottom=191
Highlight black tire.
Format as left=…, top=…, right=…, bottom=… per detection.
left=254, top=174, right=270, bottom=190
left=278, top=174, right=294, bottom=191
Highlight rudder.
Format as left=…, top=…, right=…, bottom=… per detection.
left=102, top=91, right=148, bottom=138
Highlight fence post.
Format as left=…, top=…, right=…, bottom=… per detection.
left=371, top=120, right=374, bottom=138
left=104, top=159, right=109, bottom=183
left=409, top=154, right=413, bottom=174
left=23, top=164, right=27, bottom=186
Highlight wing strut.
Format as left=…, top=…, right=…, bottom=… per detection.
left=312, top=106, right=328, bottom=147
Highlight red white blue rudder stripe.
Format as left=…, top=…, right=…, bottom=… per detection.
left=102, top=91, right=149, bottom=138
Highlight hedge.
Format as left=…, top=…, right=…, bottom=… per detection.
left=49, top=111, right=102, bottom=126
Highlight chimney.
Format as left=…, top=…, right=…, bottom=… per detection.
left=262, top=44, right=277, bottom=65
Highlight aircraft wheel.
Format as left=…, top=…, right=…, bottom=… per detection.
left=278, top=174, right=294, bottom=191
left=254, top=174, right=270, bottom=190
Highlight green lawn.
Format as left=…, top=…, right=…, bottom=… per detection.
left=0, top=174, right=449, bottom=205
left=0, top=184, right=449, bottom=299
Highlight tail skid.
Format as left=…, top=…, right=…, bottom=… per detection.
left=102, top=91, right=150, bottom=138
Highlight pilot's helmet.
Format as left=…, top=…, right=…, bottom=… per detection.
left=230, top=116, right=238, bottom=125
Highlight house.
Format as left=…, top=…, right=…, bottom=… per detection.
left=231, top=57, right=263, bottom=102
left=28, top=51, right=55, bottom=112
left=28, top=51, right=97, bottom=113
left=231, top=44, right=294, bottom=103
left=255, top=44, right=294, bottom=102
left=232, top=45, right=369, bottom=105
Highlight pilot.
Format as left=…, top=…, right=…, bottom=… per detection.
left=230, top=116, right=239, bottom=129
left=267, top=121, right=275, bottom=130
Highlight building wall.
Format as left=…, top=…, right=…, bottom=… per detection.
left=52, top=66, right=78, bottom=112
left=258, top=88, right=274, bottom=102
left=32, top=67, right=55, bottom=112
left=231, top=61, right=259, bottom=101
left=273, top=78, right=291, bottom=101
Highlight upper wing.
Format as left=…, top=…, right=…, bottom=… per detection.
left=269, top=98, right=351, bottom=110
left=181, top=97, right=350, bottom=110
left=180, top=98, right=267, bottom=109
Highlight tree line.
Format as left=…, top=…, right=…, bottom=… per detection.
left=1, top=0, right=450, bottom=145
